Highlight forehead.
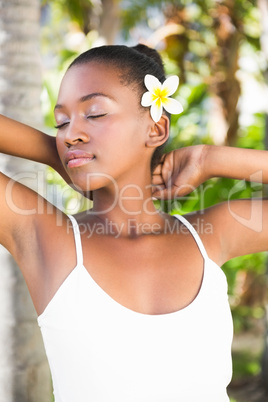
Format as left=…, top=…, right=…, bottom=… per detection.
left=58, top=63, right=126, bottom=102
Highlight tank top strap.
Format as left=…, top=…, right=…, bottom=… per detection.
left=174, top=214, right=209, bottom=261
left=68, top=215, right=84, bottom=266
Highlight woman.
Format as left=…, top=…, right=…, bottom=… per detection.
left=0, top=44, right=267, bottom=401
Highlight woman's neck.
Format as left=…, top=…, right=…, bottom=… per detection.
left=90, top=178, right=166, bottom=238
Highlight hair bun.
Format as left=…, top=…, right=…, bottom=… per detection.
left=132, top=44, right=164, bottom=72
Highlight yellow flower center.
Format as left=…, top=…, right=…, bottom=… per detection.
left=152, top=87, right=169, bottom=105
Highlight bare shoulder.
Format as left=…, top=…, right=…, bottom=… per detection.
left=0, top=171, right=78, bottom=313
left=0, top=171, right=67, bottom=260
left=185, top=199, right=268, bottom=265
left=181, top=207, right=223, bottom=265
left=23, top=210, right=78, bottom=314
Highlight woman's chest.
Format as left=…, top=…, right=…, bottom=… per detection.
left=79, top=232, right=204, bottom=315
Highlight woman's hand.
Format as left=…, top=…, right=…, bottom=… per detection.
left=152, top=144, right=268, bottom=199
left=152, top=145, right=209, bottom=199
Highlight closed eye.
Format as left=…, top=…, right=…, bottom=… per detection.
left=54, top=122, right=69, bottom=129
left=54, top=113, right=107, bottom=129
left=87, top=113, right=107, bottom=119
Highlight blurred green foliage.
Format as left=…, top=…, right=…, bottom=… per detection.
left=232, top=349, right=261, bottom=382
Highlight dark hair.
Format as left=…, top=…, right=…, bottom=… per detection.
left=69, top=44, right=169, bottom=171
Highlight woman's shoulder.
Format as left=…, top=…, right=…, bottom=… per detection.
left=17, top=210, right=78, bottom=315
left=182, top=205, right=228, bottom=266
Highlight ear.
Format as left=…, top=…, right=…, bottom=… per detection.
left=145, top=115, right=169, bottom=148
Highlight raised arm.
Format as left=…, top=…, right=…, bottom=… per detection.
left=153, top=145, right=268, bottom=263
left=0, top=114, right=70, bottom=183
left=152, top=144, right=268, bottom=198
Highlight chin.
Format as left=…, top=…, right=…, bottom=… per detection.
left=70, top=171, right=118, bottom=194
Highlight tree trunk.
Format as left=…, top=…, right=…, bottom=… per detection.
left=78, top=0, right=120, bottom=44
left=98, top=0, right=120, bottom=45
left=0, top=1, right=51, bottom=401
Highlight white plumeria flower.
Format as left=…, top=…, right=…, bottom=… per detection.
left=141, top=74, right=183, bottom=123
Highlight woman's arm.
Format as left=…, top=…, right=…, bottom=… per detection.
left=203, top=145, right=268, bottom=183
left=0, top=114, right=70, bottom=183
left=152, top=145, right=268, bottom=198
left=153, top=145, right=268, bottom=262
left=0, top=115, right=73, bottom=303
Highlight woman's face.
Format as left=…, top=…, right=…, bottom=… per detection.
left=55, top=62, right=153, bottom=193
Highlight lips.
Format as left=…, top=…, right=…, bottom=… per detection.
left=65, top=150, right=95, bottom=168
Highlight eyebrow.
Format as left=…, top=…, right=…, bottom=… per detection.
left=54, top=92, right=114, bottom=111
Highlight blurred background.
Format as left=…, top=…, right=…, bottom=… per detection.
left=1, top=0, right=268, bottom=401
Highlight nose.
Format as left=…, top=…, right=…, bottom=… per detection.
left=64, top=119, right=89, bottom=148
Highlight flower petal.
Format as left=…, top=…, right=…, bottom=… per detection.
left=150, top=101, right=163, bottom=123
left=141, top=91, right=154, bottom=107
left=144, top=74, right=162, bottom=93
left=162, top=76, right=179, bottom=96
left=162, top=97, right=183, bottom=115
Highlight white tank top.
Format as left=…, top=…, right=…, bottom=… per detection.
left=38, top=214, right=233, bottom=402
